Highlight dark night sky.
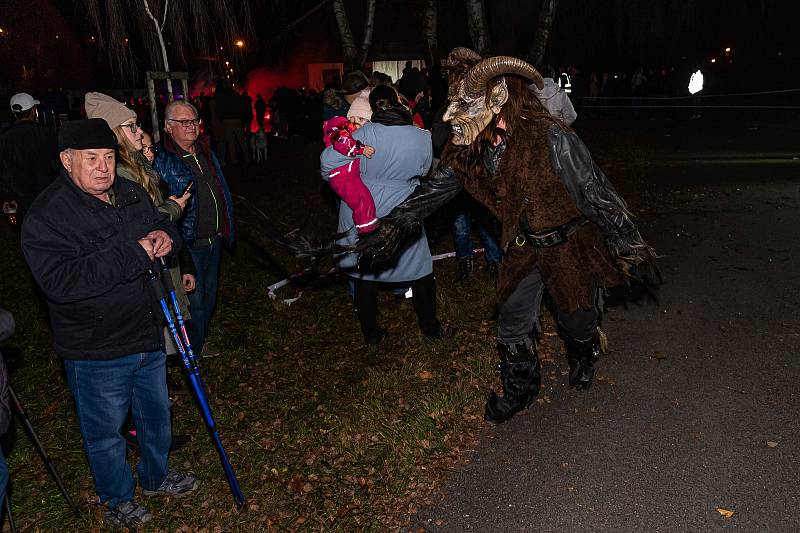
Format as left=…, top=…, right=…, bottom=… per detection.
left=2, top=0, right=798, bottom=90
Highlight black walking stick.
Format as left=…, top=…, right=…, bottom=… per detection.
left=9, top=387, right=80, bottom=516
left=147, top=262, right=246, bottom=508
left=4, top=494, right=16, bottom=533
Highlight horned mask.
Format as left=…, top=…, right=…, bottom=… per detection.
left=443, top=48, right=544, bottom=146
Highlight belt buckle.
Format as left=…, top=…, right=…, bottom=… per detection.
left=536, top=230, right=561, bottom=247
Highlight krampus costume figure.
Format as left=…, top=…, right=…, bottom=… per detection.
left=320, top=48, right=657, bottom=424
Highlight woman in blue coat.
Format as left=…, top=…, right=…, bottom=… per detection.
left=320, top=86, right=444, bottom=345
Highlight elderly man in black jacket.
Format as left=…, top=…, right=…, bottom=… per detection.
left=21, top=119, right=197, bottom=529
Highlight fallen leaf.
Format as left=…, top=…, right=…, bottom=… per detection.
left=418, top=370, right=434, bottom=381
left=652, top=351, right=667, bottom=360
left=767, top=441, right=778, bottom=448
left=716, top=507, right=734, bottom=518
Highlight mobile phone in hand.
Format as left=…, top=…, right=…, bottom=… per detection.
left=180, top=181, right=194, bottom=196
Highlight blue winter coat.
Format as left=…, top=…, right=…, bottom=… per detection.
left=320, top=121, right=432, bottom=282
left=153, top=134, right=235, bottom=246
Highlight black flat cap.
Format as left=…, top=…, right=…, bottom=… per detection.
left=58, top=118, right=118, bottom=151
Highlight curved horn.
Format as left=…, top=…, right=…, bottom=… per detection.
left=464, top=56, right=544, bottom=95
left=446, top=47, right=483, bottom=66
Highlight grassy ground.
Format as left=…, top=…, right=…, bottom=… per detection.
left=0, top=125, right=649, bottom=532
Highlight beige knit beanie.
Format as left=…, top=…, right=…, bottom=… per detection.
left=346, top=89, right=373, bottom=122
left=84, top=92, right=136, bottom=129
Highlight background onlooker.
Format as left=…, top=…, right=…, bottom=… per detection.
left=0, top=93, right=59, bottom=221
left=342, top=72, right=372, bottom=127
left=532, top=65, right=577, bottom=126
left=212, top=80, right=250, bottom=165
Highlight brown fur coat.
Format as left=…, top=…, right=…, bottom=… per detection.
left=456, top=116, right=623, bottom=310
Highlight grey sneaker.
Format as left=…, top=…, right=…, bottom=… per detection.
left=104, top=500, right=153, bottom=529
left=200, top=342, right=221, bottom=358
left=142, top=468, right=199, bottom=498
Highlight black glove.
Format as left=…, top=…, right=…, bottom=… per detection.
left=284, top=229, right=353, bottom=259
left=354, top=220, right=405, bottom=271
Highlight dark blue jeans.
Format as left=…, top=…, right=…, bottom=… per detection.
left=452, top=210, right=502, bottom=264
left=0, top=448, right=7, bottom=498
left=64, top=351, right=170, bottom=508
left=188, top=237, right=222, bottom=352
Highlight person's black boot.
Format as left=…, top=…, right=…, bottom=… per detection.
left=563, top=334, right=601, bottom=390
left=456, top=257, right=474, bottom=281
left=364, top=327, right=388, bottom=346
left=485, top=342, right=541, bottom=424
left=486, top=261, right=500, bottom=281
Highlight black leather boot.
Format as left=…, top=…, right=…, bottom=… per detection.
left=485, top=342, right=541, bottom=424
left=456, top=257, right=474, bottom=281
left=564, top=334, right=601, bottom=390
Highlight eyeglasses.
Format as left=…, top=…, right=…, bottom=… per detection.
left=168, top=118, right=202, bottom=128
left=142, top=144, right=156, bottom=153
left=120, top=122, right=141, bottom=134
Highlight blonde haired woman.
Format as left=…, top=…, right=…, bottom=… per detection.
left=85, top=92, right=195, bottom=295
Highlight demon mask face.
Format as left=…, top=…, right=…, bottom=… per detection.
left=443, top=48, right=544, bottom=146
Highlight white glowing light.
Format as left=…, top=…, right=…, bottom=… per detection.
left=688, top=70, right=704, bottom=95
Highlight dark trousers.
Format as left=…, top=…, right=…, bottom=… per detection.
left=498, top=267, right=599, bottom=346
left=188, top=237, right=222, bottom=352
left=353, top=273, right=440, bottom=342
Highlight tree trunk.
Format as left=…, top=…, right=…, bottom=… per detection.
left=528, top=0, right=558, bottom=67
left=423, top=0, right=438, bottom=67
left=356, top=0, right=376, bottom=68
left=465, top=0, right=490, bottom=56
left=142, top=0, right=173, bottom=101
left=613, top=0, right=625, bottom=60
left=332, top=0, right=358, bottom=72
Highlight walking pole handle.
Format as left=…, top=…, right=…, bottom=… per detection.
left=157, top=258, right=177, bottom=294
left=147, top=266, right=167, bottom=301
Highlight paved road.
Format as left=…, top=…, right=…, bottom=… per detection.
left=410, top=123, right=800, bottom=531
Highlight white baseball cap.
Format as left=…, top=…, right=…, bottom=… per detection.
left=10, top=93, right=39, bottom=112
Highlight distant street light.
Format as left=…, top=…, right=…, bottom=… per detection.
left=710, top=58, right=716, bottom=64
left=235, top=39, right=244, bottom=48
left=724, top=47, right=731, bottom=53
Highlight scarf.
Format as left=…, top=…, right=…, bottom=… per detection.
left=370, top=107, right=413, bottom=126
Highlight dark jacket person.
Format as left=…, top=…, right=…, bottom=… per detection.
left=0, top=93, right=59, bottom=218
left=20, top=119, right=198, bottom=529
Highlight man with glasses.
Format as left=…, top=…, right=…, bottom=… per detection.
left=154, top=101, right=235, bottom=358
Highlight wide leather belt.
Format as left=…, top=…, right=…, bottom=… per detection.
left=517, top=217, right=586, bottom=248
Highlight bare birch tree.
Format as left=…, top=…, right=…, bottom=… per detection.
left=141, top=0, right=173, bottom=99
left=422, top=0, right=438, bottom=67
left=528, top=0, right=559, bottom=67
left=332, top=0, right=376, bottom=72
left=357, top=0, right=377, bottom=68
left=331, top=0, right=358, bottom=70
left=465, top=0, right=490, bottom=56
left=80, top=0, right=252, bottom=83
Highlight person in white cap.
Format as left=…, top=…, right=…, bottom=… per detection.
left=0, top=93, right=59, bottom=222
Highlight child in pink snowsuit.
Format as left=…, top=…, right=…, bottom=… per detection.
left=322, top=116, right=377, bottom=233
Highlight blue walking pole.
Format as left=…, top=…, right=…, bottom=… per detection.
left=147, top=265, right=246, bottom=508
